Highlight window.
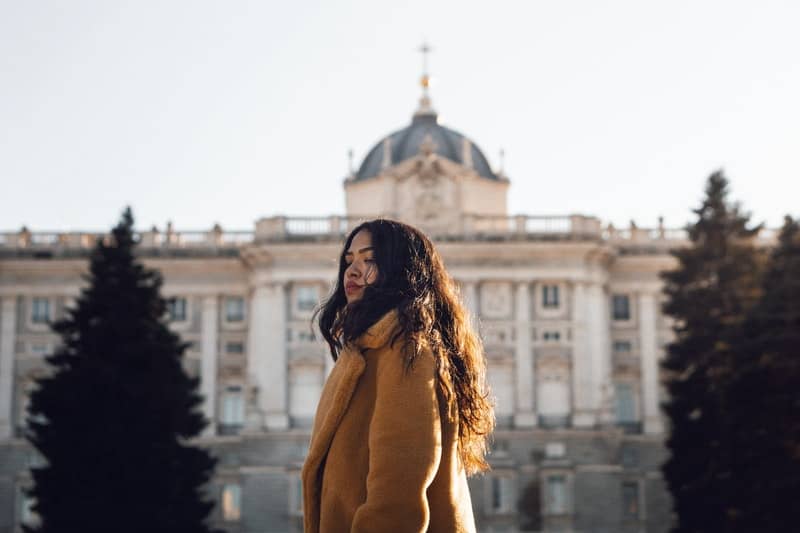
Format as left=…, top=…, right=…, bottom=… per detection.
left=225, top=297, right=245, bottom=322
left=488, top=475, right=514, bottom=514
left=542, top=330, right=561, bottom=342
left=537, top=377, right=570, bottom=427
left=31, top=298, right=50, bottom=324
left=622, top=481, right=640, bottom=519
left=613, top=340, right=632, bottom=353
left=612, top=294, right=630, bottom=321
left=542, top=285, right=559, bottom=308
left=295, top=329, right=316, bottom=343
left=545, top=442, right=566, bottom=458
left=289, top=474, right=303, bottom=517
left=296, top=286, right=319, bottom=312
left=17, top=483, right=40, bottom=528
left=221, top=386, right=245, bottom=426
left=225, top=341, right=244, bottom=355
left=620, top=447, right=638, bottom=467
left=615, top=383, right=637, bottom=424
left=30, top=343, right=50, bottom=356
left=221, top=483, right=241, bottom=521
left=545, top=475, right=568, bottom=515
left=166, top=297, right=187, bottom=322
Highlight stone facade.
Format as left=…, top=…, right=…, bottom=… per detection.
left=0, top=100, right=776, bottom=532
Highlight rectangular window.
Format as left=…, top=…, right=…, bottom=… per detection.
left=17, top=483, right=40, bottom=528
left=296, top=286, right=319, bottom=312
left=221, top=386, right=245, bottom=425
left=30, top=343, right=50, bottom=355
left=615, top=383, right=637, bottom=423
left=542, top=285, right=560, bottom=308
left=221, top=483, right=242, bottom=521
left=31, top=297, right=50, bottom=324
left=225, top=341, right=244, bottom=355
left=622, top=481, right=640, bottom=519
left=225, top=297, right=245, bottom=322
left=613, top=340, right=632, bottom=353
left=543, top=330, right=561, bottom=342
left=166, top=297, right=187, bottom=322
left=289, top=475, right=304, bottom=516
left=612, top=294, right=631, bottom=321
left=491, top=476, right=502, bottom=510
left=490, top=475, right=513, bottom=513
left=545, top=475, right=568, bottom=514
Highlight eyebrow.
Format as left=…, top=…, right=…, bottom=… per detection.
left=344, top=246, right=375, bottom=256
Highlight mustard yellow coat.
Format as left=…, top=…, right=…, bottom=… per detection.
left=301, top=310, right=477, bottom=533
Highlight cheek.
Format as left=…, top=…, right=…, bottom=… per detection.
left=365, top=264, right=379, bottom=284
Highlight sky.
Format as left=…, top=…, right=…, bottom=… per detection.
left=1, top=0, right=798, bottom=233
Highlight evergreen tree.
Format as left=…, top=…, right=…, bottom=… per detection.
left=726, top=215, right=800, bottom=531
left=660, top=171, right=762, bottom=533
left=23, top=207, right=223, bottom=533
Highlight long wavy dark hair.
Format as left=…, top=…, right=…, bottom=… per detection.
left=315, top=219, right=494, bottom=475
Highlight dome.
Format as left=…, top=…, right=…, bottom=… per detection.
left=354, top=110, right=499, bottom=182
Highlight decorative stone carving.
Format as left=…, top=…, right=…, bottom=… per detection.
left=480, top=282, right=512, bottom=318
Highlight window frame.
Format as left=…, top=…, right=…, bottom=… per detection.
left=535, top=282, right=567, bottom=318
left=541, top=471, right=573, bottom=516
left=293, top=284, right=320, bottom=318
left=542, top=284, right=560, bottom=309
left=16, top=480, right=40, bottom=529
left=220, top=482, right=242, bottom=522
left=224, top=340, right=245, bottom=355
left=165, top=296, right=190, bottom=325
left=612, top=339, right=634, bottom=354
left=612, top=293, right=632, bottom=322
left=484, top=470, right=516, bottom=515
left=219, top=385, right=245, bottom=427
left=288, top=472, right=304, bottom=517
left=223, top=295, right=246, bottom=327
left=27, top=296, right=56, bottom=331
left=614, top=381, right=641, bottom=433
left=621, top=479, right=645, bottom=521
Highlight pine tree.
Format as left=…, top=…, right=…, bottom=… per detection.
left=23, top=207, right=223, bottom=533
left=660, top=171, right=762, bottom=532
left=726, top=215, right=800, bottom=531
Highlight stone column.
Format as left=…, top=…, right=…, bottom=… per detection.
left=246, top=282, right=288, bottom=431
left=570, top=282, right=595, bottom=427
left=462, top=281, right=479, bottom=325
left=0, top=297, right=17, bottom=439
left=639, top=292, right=664, bottom=434
left=587, top=282, right=613, bottom=425
left=514, top=282, right=536, bottom=427
left=200, top=295, right=218, bottom=437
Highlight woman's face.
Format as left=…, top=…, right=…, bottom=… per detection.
left=343, top=229, right=379, bottom=303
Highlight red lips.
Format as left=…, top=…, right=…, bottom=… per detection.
left=345, top=282, right=363, bottom=293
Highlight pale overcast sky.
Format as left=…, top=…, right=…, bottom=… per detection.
left=1, top=1, right=798, bottom=232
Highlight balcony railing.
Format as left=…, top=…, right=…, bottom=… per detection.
left=0, top=214, right=778, bottom=251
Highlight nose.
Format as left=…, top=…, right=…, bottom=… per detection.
left=346, top=262, right=361, bottom=280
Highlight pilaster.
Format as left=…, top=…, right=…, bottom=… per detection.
left=245, top=282, right=289, bottom=432
left=200, top=294, right=219, bottom=437
left=0, top=297, right=17, bottom=439
left=639, top=292, right=663, bottom=434
left=514, top=282, right=536, bottom=427
left=587, top=282, right=613, bottom=425
left=570, top=282, right=595, bottom=427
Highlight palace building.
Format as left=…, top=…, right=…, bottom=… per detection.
left=0, top=75, right=709, bottom=532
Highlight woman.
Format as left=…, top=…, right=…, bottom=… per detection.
left=301, top=219, right=494, bottom=533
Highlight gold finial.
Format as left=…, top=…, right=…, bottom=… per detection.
left=414, top=42, right=436, bottom=118
left=419, top=42, right=432, bottom=95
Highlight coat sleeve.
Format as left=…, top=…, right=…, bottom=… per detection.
left=351, top=344, right=443, bottom=533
